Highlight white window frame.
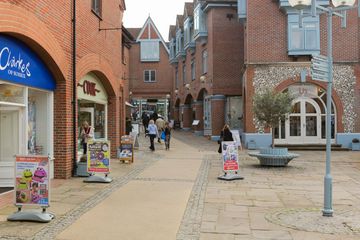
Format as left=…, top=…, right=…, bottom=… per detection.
left=202, top=50, right=208, bottom=74
left=140, top=41, right=160, bottom=62
left=144, top=70, right=156, bottom=83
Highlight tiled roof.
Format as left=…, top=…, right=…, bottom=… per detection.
left=168, top=25, right=176, bottom=40
left=184, top=2, right=194, bottom=17
left=127, top=28, right=141, bottom=39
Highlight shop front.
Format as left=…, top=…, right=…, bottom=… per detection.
left=77, top=73, right=108, bottom=157
left=0, top=35, right=56, bottom=187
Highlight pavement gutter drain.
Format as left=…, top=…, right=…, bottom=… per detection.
left=0, top=150, right=160, bottom=240
left=176, top=154, right=212, bottom=240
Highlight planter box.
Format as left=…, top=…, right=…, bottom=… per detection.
left=352, top=142, right=360, bottom=151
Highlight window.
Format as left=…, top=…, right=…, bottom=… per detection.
left=183, top=65, right=186, bottom=85
left=140, top=41, right=160, bottom=62
left=202, top=50, right=208, bottom=74
left=175, top=67, right=179, bottom=88
left=194, top=3, right=207, bottom=37
left=191, top=60, right=196, bottom=81
left=288, top=14, right=320, bottom=56
left=144, top=70, right=156, bottom=82
left=91, top=0, right=102, bottom=18
left=176, top=30, right=184, bottom=55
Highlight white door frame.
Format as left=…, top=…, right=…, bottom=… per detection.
left=0, top=106, right=24, bottom=187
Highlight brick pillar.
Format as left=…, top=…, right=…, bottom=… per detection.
left=54, top=81, right=73, bottom=179
left=181, top=104, right=192, bottom=130
left=174, top=107, right=179, bottom=122
left=211, top=95, right=226, bottom=139
left=107, top=95, right=120, bottom=158
left=193, top=101, right=204, bottom=135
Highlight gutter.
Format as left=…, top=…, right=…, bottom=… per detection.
left=72, top=0, right=77, bottom=176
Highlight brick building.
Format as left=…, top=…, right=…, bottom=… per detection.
left=240, top=0, right=360, bottom=148
left=169, top=0, right=244, bottom=139
left=0, top=0, right=127, bottom=186
left=169, top=0, right=360, bottom=148
left=128, top=17, right=173, bottom=121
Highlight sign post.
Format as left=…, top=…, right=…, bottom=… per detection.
left=217, top=141, right=244, bottom=181
left=7, top=155, right=55, bottom=223
left=84, top=140, right=112, bottom=183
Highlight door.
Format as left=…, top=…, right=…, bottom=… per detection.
left=0, top=108, right=20, bottom=187
left=287, top=98, right=321, bottom=144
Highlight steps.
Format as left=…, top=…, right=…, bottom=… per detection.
left=275, top=144, right=350, bottom=151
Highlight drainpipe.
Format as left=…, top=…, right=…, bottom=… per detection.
left=72, top=0, right=77, bottom=176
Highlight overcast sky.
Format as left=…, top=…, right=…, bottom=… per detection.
left=123, top=0, right=189, bottom=41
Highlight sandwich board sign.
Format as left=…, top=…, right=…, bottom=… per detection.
left=8, top=155, right=54, bottom=222
left=218, top=141, right=244, bottom=181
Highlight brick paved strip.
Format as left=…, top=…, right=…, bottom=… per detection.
left=176, top=154, right=213, bottom=240
left=0, top=151, right=159, bottom=240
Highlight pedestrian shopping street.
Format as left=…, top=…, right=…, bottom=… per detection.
left=1, top=130, right=360, bottom=240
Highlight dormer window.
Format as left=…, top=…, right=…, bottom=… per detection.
left=194, top=3, right=208, bottom=41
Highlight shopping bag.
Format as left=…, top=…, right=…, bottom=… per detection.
left=161, top=131, right=165, bottom=140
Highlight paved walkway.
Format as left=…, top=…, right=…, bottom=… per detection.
left=0, top=131, right=360, bottom=239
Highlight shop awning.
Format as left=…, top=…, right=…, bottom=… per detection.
left=125, top=101, right=136, bottom=108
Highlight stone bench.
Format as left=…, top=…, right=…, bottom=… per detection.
left=248, top=148, right=299, bottom=166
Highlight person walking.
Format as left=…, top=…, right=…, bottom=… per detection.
left=218, top=124, right=233, bottom=153
left=164, top=122, right=171, bottom=150
left=142, top=112, right=150, bottom=135
left=147, top=119, right=159, bottom=151
left=155, top=117, right=165, bottom=143
left=80, top=121, right=94, bottom=154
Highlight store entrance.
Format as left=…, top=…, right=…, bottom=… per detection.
left=0, top=107, right=20, bottom=187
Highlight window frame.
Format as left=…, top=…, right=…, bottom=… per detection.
left=91, top=0, right=102, bottom=19
left=182, top=64, right=187, bottom=85
left=144, top=70, right=156, bottom=83
left=202, top=50, right=208, bottom=74
left=191, top=59, right=196, bottom=81
left=287, top=14, right=320, bottom=56
left=140, top=40, right=160, bottom=62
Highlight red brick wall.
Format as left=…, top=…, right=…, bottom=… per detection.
left=129, top=42, right=173, bottom=98
left=211, top=97, right=226, bottom=136
left=0, top=1, right=125, bottom=178
left=209, top=8, right=243, bottom=95
left=246, top=0, right=359, bottom=63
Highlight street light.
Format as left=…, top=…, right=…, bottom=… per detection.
left=289, top=0, right=356, bottom=217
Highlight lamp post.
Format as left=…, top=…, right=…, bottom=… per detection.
left=165, top=94, right=171, bottom=121
left=288, top=0, right=356, bottom=217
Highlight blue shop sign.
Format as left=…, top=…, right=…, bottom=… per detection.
left=0, top=35, right=56, bottom=91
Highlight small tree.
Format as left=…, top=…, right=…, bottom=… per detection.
left=252, top=89, right=294, bottom=148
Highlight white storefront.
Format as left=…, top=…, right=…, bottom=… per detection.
left=0, top=35, right=55, bottom=187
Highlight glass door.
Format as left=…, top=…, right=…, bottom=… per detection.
left=287, top=99, right=321, bottom=144
left=0, top=107, right=21, bottom=187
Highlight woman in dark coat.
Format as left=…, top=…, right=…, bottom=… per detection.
left=218, top=124, right=233, bottom=153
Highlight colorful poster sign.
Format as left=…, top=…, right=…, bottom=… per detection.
left=87, top=140, right=110, bottom=173
left=14, top=156, right=50, bottom=206
left=119, top=142, right=133, bottom=161
left=221, top=141, right=239, bottom=171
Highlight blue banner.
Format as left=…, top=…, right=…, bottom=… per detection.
left=0, top=35, right=56, bottom=91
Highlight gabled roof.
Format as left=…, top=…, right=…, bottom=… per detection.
left=135, top=17, right=169, bottom=54
left=176, top=15, right=184, bottom=29
left=184, top=2, right=194, bottom=18
left=168, top=25, right=176, bottom=41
